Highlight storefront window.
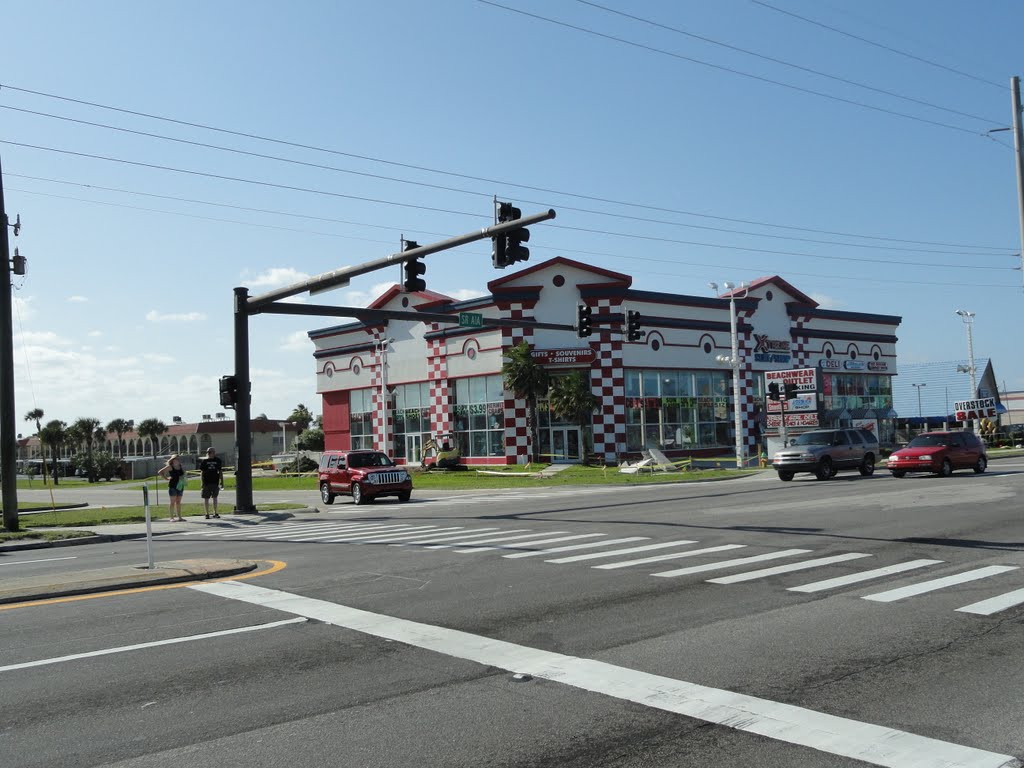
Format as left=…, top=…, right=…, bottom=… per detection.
left=625, top=369, right=731, bottom=451
left=349, top=388, right=376, bottom=450
left=453, top=374, right=505, bottom=458
left=390, top=382, right=431, bottom=459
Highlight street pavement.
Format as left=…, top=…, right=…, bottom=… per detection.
left=1, top=463, right=1023, bottom=767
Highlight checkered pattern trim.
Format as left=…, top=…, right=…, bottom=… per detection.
left=791, top=315, right=810, bottom=368
left=502, top=303, right=534, bottom=464
left=590, top=297, right=625, bottom=463
left=427, top=333, right=451, bottom=436
left=737, top=306, right=756, bottom=456
left=369, top=332, right=391, bottom=453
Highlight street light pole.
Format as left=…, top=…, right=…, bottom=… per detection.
left=912, top=383, right=927, bottom=434
left=711, top=281, right=748, bottom=470
left=955, top=309, right=978, bottom=431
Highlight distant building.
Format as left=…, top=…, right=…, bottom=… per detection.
left=892, top=359, right=1005, bottom=428
left=309, top=257, right=902, bottom=464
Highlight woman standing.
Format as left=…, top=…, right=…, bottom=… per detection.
left=157, top=454, right=187, bottom=521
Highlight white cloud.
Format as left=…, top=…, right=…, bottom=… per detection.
left=146, top=310, right=208, bottom=323
left=341, top=281, right=397, bottom=307
left=68, top=295, right=88, bottom=303
left=16, top=330, right=73, bottom=347
left=810, top=293, right=843, bottom=310
left=88, top=330, right=103, bottom=338
left=245, top=267, right=311, bottom=289
left=12, top=296, right=34, bottom=322
left=448, top=288, right=487, bottom=301
left=142, top=353, right=175, bottom=364
left=282, top=330, right=312, bottom=352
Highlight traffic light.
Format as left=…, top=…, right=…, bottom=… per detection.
left=783, top=381, right=798, bottom=400
left=219, top=375, right=237, bottom=409
left=492, top=202, right=529, bottom=268
left=576, top=304, right=592, bottom=338
left=767, top=382, right=780, bottom=402
left=402, top=241, right=426, bottom=292
left=625, top=310, right=642, bottom=342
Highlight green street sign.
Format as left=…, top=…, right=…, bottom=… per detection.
left=458, top=312, right=484, bottom=328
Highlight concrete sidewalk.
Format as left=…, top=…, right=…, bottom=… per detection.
left=0, top=558, right=260, bottom=605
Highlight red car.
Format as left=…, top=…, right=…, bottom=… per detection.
left=318, top=450, right=413, bottom=505
left=886, top=431, right=987, bottom=478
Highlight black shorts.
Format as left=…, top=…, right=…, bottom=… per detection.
left=201, top=483, right=221, bottom=499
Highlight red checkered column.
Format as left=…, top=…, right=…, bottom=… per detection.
left=369, top=330, right=392, bottom=453
left=590, top=298, right=625, bottom=463
left=427, top=333, right=452, bottom=437
left=501, top=303, right=534, bottom=464
left=791, top=315, right=811, bottom=368
left=737, top=307, right=758, bottom=458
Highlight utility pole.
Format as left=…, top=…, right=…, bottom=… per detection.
left=1012, top=76, right=1024, bottom=289
left=0, top=157, right=19, bottom=531
left=232, top=287, right=257, bottom=514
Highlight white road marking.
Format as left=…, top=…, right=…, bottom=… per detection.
left=652, top=549, right=812, bottom=578
left=190, top=581, right=1020, bottom=768
left=0, top=618, right=307, bottom=673
left=546, top=539, right=699, bottom=564
left=459, top=533, right=606, bottom=554
left=594, top=544, right=747, bottom=570
left=707, top=553, right=873, bottom=584
left=0, top=556, right=77, bottom=567
left=426, top=531, right=565, bottom=550
left=503, top=536, right=650, bottom=559
left=957, top=587, right=1024, bottom=616
left=256, top=524, right=424, bottom=540
left=788, top=559, right=944, bottom=594
left=863, top=566, right=1019, bottom=603
left=304, top=525, right=441, bottom=542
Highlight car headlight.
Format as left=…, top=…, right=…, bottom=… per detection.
left=801, top=453, right=816, bottom=461
left=363, top=474, right=378, bottom=484
left=918, top=454, right=933, bottom=461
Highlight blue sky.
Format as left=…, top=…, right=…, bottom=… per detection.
left=3, top=0, right=1022, bottom=430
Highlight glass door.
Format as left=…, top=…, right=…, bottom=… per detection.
left=405, top=433, right=423, bottom=464
left=550, top=427, right=582, bottom=463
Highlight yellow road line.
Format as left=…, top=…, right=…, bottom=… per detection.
left=0, top=559, right=287, bottom=612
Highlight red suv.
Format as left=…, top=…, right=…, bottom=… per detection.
left=886, top=431, right=987, bottom=478
left=318, top=450, right=413, bottom=505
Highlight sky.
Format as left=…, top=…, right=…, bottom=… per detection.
left=3, top=0, right=1023, bottom=434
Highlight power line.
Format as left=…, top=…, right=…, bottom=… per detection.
left=575, top=0, right=999, bottom=124
left=0, top=81, right=1012, bottom=251
left=2, top=106, right=1009, bottom=258
left=7, top=164, right=1017, bottom=273
left=749, top=0, right=1005, bottom=90
left=473, top=0, right=985, bottom=136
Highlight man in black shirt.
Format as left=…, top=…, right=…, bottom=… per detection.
left=198, top=447, right=225, bottom=519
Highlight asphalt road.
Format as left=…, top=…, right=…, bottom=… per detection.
left=3, top=462, right=1023, bottom=768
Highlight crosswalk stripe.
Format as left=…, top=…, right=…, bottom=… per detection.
left=862, top=565, right=1019, bottom=603
left=394, top=528, right=507, bottom=545
left=204, top=522, right=393, bottom=539
left=706, top=553, right=873, bottom=584
left=652, top=549, right=812, bottom=578
left=258, top=524, right=426, bottom=540
left=454, top=533, right=605, bottom=553
left=787, top=559, right=944, bottom=594
left=427, top=531, right=564, bottom=550
left=956, top=587, right=1024, bottom=616
left=594, top=544, right=747, bottom=570
left=298, top=525, right=446, bottom=542
left=323, top=526, right=470, bottom=544
left=546, top=539, right=699, bottom=564
left=504, top=536, right=650, bottom=559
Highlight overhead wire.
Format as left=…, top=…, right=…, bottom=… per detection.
left=574, top=0, right=999, bottom=124
left=0, top=81, right=1013, bottom=251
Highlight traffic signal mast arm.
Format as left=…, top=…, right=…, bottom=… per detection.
left=247, top=209, right=556, bottom=311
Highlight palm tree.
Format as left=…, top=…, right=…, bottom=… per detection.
left=38, top=420, right=66, bottom=485
left=71, top=417, right=102, bottom=480
left=136, top=418, right=168, bottom=461
left=287, top=404, right=314, bottom=431
left=547, top=371, right=598, bottom=462
left=501, top=341, right=549, bottom=462
left=23, top=408, right=48, bottom=481
left=106, top=418, right=132, bottom=458
left=64, top=423, right=87, bottom=456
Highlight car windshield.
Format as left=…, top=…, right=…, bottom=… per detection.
left=348, top=452, right=394, bottom=468
left=907, top=435, right=952, bottom=448
left=791, top=432, right=832, bottom=446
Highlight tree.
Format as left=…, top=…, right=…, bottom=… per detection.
left=71, top=418, right=102, bottom=482
left=297, top=426, right=324, bottom=451
left=136, top=418, right=168, bottom=461
left=501, top=341, right=549, bottom=463
left=64, top=423, right=87, bottom=456
left=23, top=407, right=50, bottom=482
left=547, top=371, right=598, bottom=462
left=37, top=420, right=66, bottom=485
left=287, top=404, right=315, bottom=431
left=106, top=418, right=132, bottom=458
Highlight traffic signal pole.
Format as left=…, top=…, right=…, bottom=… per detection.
left=232, top=286, right=257, bottom=514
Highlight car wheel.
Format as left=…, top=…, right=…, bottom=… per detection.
left=777, top=471, right=794, bottom=482
left=351, top=482, right=367, bottom=505
left=938, top=458, right=953, bottom=477
left=859, top=454, right=875, bottom=476
left=398, top=491, right=411, bottom=501
left=815, top=458, right=833, bottom=481
left=973, top=456, right=987, bottom=474
left=891, top=470, right=906, bottom=478
left=320, top=482, right=335, bottom=505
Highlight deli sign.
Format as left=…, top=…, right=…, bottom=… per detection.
left=954, top=397, right=997, bottom=421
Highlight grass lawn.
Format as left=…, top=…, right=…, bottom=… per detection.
left=0, top=529, right=96, bottom=542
